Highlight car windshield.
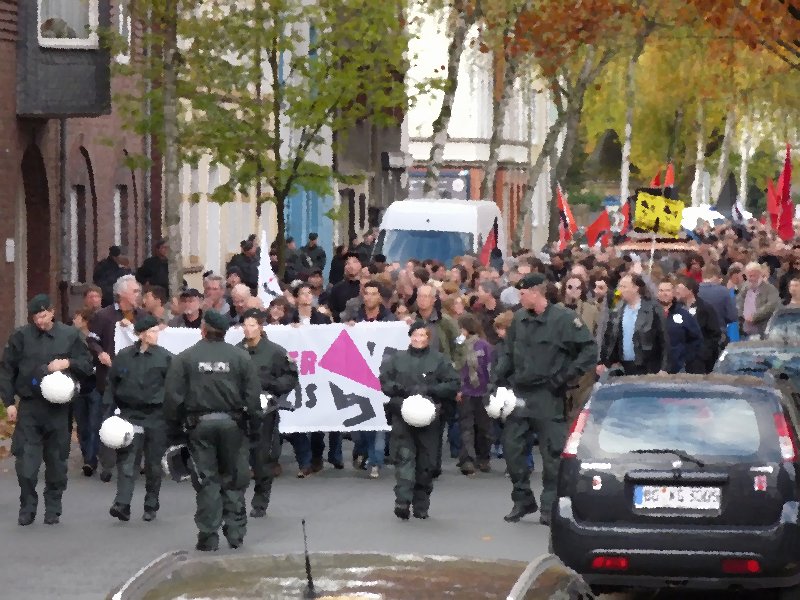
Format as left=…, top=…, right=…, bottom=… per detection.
left=766, top=311, right=800, bottom=340
left=582, top=387, right=777, bottom=460
left=374, top=230, right=474, bottom=266
left=715, top=349, right=800, bottom=378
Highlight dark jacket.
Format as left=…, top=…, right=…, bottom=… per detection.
left=327, top=279, right=361, bottom=323
left=602, top=298, right=670, bottom=374
left=284, top=248, right=305, bottom=283
left=684, top=297, right=721, bottom=374
left=492, top=303, right=597, bottom=395
left=136, top=256, right=169, bottom=294
left=663, top=302, right=703, bottom=374
left=329, top=255, right=346, bottom=286
left=289, top=308, right=332, bottom=325
left=103, top=342, right=173, bottom=417
left=163, top=339, right=261, bottom=424
left=236, top=336, right=298, bottom=397
left=0, top=322, right=93, bottom=405
left=301, top=244, right=326, bottom=272
left=227, top=253, right=259, bottom=292
left=168, top=312, right=203, bottom=328
left=698, top=282, right=738, bottom=331
left=379, top=345, right=460, bottom=419
left=87, top=304, right=146, bottom=392
left=354, top=304, right=397, bottom=323
left=93, top=257, right=127, bottom=307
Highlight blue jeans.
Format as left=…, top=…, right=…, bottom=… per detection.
left=360, top=431, right=385, bottom=468
left=289, top=432, right=343, bottom=468
left=73, top=389, right=102, bottom=468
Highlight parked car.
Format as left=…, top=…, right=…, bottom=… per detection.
left=714, top=340, right=800, bottom=381
left=551, top=374, right=800, bottom=597
left=766, top=307, right=800, bottom=341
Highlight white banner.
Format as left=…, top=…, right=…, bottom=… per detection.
left=114, top=322, right=410, bottom=432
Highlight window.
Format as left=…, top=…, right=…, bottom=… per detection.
left=116, top=1, right=131, bottom=63
left=39, top=0, right=99, bottom=49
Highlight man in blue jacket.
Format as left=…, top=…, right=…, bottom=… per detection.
left=656, top=279, right=703, bottom=374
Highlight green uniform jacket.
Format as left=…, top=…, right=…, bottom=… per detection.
left=236, top=336, right=298, bottom=396
left=491, top=303, right=597, bottom=395
left=103, top=342, right=173, bottom=413
left=163, top=339, right=261, bottom=424
left=379, top=346, right=460, bottom=416
left=0, top=322, right=93, bottom=406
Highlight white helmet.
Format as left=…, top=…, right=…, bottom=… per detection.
left=486, top=387, right=514, bottom=419
left=40, top=371, right=76, bottom=404
left=401, top=394, right=437, bottom=428
left=99, top=416, right=135, bottom=449
left=500, top=391, right=519, bottom=420
left=260, top=393, right=274, bottom=411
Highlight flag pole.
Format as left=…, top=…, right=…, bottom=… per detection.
left=648, top=233, right=656, bottom=274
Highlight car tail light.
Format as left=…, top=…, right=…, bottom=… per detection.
left=721, top=558, right=761, bottom=574
left=591, top=556, right=629, bottom=571
left=562, top=408, right=590, bottom=458
left=774, top=413, right=796, bottom=461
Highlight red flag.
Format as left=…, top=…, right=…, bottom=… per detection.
left=620, top=201, right=631, bottom=232
left=778, top=144, right=794, bottom=241
left=557, top=186, right=577, bottom=251
left=586, top=210, right=611, bottom=247
left=479, top=217, right=498, bottom=266
left=767, top=177, right=780, bottom=229
left=649, top=169, right=662, bottom=187
left=664, top=163, right=675, bottom=188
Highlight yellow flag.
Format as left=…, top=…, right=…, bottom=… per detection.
left=634, top=192, right=684, bottom=237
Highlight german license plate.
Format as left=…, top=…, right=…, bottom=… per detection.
left=633, top=485, right=721, bottom=510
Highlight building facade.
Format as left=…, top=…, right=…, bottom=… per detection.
left=0, top=0, right=150, bottom=342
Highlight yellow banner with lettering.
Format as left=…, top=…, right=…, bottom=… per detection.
left=634, top=192, right=684, bottom=237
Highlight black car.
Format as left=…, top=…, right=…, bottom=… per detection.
left=766, top=307, right=800, bottom=341
left=551, top=374, right=800, bottom=596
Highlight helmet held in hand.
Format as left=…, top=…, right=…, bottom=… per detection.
left=99, top=415, right=135, bottom=449
left=39, top=371, right=76, bottom=404
left=401, top=394, right=437, bottom=427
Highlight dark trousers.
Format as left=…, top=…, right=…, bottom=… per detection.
left=115, top=416, right=167, bottom=511
left=11, top=399, right=70, bottom=518
left=249, top=411, right=281, bottom=511
left=391, top=417, right=440, bottom=511
left=503, top=391, right=567, bottom=516
left=73, top=389, right=102, bottom=468
left=458, top=395, right=492, bottom=465
left=188, top=419, right=250, bottom=545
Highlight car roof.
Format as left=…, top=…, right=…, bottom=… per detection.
left=772, top=307, right=800, bottom=315
left=724, top=340, right=800, bottom=352
left=600, top=373, right=772, bottom=391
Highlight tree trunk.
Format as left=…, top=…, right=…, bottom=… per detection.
left=274, top=194, right=286, bottom=280
left=423, top=6, right=471, bottom=197
left=738, top=111, right=752, bottom=210
left=619, top=31, right=649, bottom=207
left=481, top=56, right=519, bottom=199
left=665, top=107, right=684, bottom=163
left=690, top=102, right=706, bottom=207
left=162, top=1, right=183, bottom=297
left=710, top=106, right=736, bottom=204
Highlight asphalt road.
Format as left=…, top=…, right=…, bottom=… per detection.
left=0, top=440, right=552, bottom=600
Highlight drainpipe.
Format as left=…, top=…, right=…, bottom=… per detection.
left=58, top=118, right=70, bottom=323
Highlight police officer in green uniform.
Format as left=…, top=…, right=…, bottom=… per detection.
left=491, top=274, right=597, bottom=525
left=104, top=315, right=173, bottom=522
left=237, top=308, right=298, bottom=518
left=379, top=321, right=459, bottom=520
left=164, top=310, right=261, bottom=551
left=0, top=294, right=93, bottom=526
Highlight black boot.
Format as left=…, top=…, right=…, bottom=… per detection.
left=109, top=503, right=131, bottom=522
left=18, top=512, right=35, bottom=527
left=412, top=507, right=429, bottom=519
left=142, top=510, right=157, bottom=522
left=250, top=507, right=267, bottom=518
left=43, top=513, right=60, bottom=525
left=504, top=499, right=539, bottom=523
left=394, top=502, right=410, bottom=520
left=196, top=533, right=219, bottom=552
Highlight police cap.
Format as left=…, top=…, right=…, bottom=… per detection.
left=516, top=273, right=547, bottom=290
left=28, top=294, right=52, bottom=315
left=203, top=310, right=230, bottom=333
left=134, top=315, right=159, bottom=333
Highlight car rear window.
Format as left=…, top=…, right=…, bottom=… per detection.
left=584, top=388, right=777, bottom=459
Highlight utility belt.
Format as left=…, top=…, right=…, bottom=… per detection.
left=184, top=411, right=244, bottom=430
left=117, top=402, right=162, bottom=414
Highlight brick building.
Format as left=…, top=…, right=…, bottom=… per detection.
left=0, top=1, right=155, bottom=343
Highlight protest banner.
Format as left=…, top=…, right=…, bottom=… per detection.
left=114, top=322, right=410, bottom=433
left=633, top=192, right=684, bottom=237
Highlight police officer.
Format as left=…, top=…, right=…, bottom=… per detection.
left=491, top=274, right=597, bottom=525
left=164, top=310, right=261, bottom=551
left=379, top=321, right=459, bottom=520
left=104, top=315, right=173, bottom=522
left=237, top=308, right=298, bottom=518
left=0, top=294, right=93, bottom=526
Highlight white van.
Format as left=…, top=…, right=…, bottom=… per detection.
left=374, top=199, right=506, bottom=265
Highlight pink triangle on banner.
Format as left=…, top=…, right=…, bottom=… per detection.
left=318, top=330, right=381, bottom=391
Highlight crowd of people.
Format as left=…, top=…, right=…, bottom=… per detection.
left=3, top=216, right=800, bottom=548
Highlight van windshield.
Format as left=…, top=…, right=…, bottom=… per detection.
left=374, top=230, right=474, bottom=266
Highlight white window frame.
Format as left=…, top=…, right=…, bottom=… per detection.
left=38, top=0, right=100, bottom=50
left=113, top=187, right=122, bottom=246
left=116, top=0, right=132, bottom=64
left=69, top=188, right=79, bottom=283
